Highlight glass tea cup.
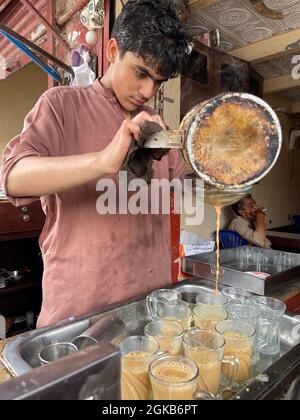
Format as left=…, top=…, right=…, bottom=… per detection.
left=149, top=355, right=200, bottom=400
left=250, top=296, right=286, bottom=355
left=144, top=320, right=184, bottom=356
left=157, top=301, right=192, bottom=331
left=216, top=320, right=255, bottom=389
left=146, top=289, right=182, bottom=320
left=183, top=328, right=238, bottom=399
left=222, top=287, right=253, bottom=305
left=193, top=293, right=228, bottom=331
left=118, top=335, right=161, bottom=400
left=227, top=303, right=261, bottom=365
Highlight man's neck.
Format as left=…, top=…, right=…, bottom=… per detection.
left=100, top=74, right=132, bottom=120
left=100, top=72, right=111, bottom=90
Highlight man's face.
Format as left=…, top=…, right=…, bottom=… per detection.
left=240, top=196, right=258, bottom=222
left=109, top=49, right=168, bottom=112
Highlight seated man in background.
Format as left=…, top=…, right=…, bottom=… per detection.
left=229, top=194, right=272, bottom=249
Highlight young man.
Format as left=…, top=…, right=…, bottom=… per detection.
left=229, top=194, right=272, bottom=249
left=1, top=0, right=190, bottom=328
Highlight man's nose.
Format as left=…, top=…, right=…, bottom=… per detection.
left=139, top=79, right=157, bottom=100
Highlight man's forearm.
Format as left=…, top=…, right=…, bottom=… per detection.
left=255, top=216, right=267, bottom=243
left=6, top=152, right=107, bottom=197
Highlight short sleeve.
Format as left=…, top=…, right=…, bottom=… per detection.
left=1, top=92, right=65, bottom=206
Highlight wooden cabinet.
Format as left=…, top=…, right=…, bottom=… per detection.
left=0, top=200, right=45, bottom=241
left=213, top=50, right=250, bottom=94
left=249, top=67, right=264, bottom=98
left=181, top=43, right=214, bottom=120
left=180, top=42, right=264, bottom=119
left=0, top=200, right=44, bottom=336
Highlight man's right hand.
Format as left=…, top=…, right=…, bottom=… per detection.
left=99, top=111, right=166, bottom=175
left=254, top=207, right=266, bottom=218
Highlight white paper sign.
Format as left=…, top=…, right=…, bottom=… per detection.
left=183, top=243, right=215, bottom=256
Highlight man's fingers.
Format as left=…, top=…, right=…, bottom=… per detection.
left=132, top=111, right=153, bottom=125
left=121, top=120, right=141, bottom=142
left=151, top=114, right=166, bottom=130
left=132, top=111, right=166, bottom=130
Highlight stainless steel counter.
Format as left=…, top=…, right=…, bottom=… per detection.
left=1, top=279, right=300, bottom=400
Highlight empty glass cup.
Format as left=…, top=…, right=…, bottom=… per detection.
left=227, top=303, right=261, bottom=364
left=222, top=287, right=253, bottom=304
left=144, top=320, right=184, bottom=356
left=146, top=289, right=182, bottom=320
left=250, top=296, right=286, bottom=355
left=193, top=293, right=228, bottom=331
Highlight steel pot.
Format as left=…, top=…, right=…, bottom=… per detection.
left=143, top=92, right=282, bottom=203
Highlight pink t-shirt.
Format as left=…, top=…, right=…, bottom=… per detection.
left=1, top=79, right=188, bottom=328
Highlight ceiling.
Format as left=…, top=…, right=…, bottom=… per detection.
left=251, top=51, right=296, bottom=79
left=186, top=0, right=300, bottom=111
left=187, top=0, right=300, bottom=52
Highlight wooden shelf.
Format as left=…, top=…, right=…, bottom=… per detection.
left=0, top=230, right=42, bottom=242
left=0, top=278, right=41, bottom=296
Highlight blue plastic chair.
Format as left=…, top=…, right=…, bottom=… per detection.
left=214, top=230, right=248, bottom=249
left=293, top=215, right=300, bottom=234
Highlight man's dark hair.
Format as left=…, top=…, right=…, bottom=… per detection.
left=232, top=194, right=252, bottom=215
left=111, top=0, right=189, bottom=79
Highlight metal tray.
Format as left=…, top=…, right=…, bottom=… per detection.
left=183, top=247, right=300, bottom=295
left=2, top=280, right=300, bottom=400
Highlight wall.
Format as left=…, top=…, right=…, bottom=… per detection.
left=0, top=63, right=47, bottom=158
left=251, top=110, right=300, bottom=229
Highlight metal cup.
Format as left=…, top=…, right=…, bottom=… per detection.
left=39, top=342, right=78, bottom=365
left=72, top=316, right=128, bottom=350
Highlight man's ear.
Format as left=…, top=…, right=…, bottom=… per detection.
left=106, top=38, right=119, bottom=64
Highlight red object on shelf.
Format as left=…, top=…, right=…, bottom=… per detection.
left=56, top=0, right=89, bottom=26
left=285, top=293, right=300, bottom=315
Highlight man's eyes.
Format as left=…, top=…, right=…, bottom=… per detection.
left=135, top=69, right=147, bottom=79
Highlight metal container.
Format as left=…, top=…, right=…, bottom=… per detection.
left=143, top=92, right=282, bottom=194
left=72, top=316, right=128, bottom=350
left=39, top=342, right=78, bottom=365
left=183, top=247, right=300, bottom=295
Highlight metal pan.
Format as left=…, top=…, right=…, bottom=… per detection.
left=143, top=92, right=282, bottom=191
